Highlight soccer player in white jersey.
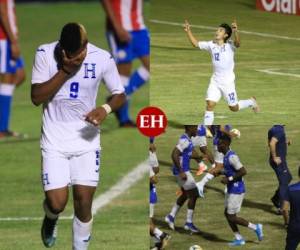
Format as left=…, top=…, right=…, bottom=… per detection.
left=31, top=23, right=125, bottom=249
left=184, top=20, right=259, bottom=125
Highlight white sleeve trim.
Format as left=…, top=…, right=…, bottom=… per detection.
left=229, top=154, right=243, bottom=170
left=176, top=138, right=190, bottom=152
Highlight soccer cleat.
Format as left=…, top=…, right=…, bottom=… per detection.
left=184, top=222, right=200, bottom=233
left=41, top=215, right=58, bottom=248
left=255, top=224, right=263, bottom=241
left=196, top=162, right=208, bottom=176
left=165, top=214, right=175, bottom=230
left=159, top=232, right=171, bottom=249
left=228, top=239, right=246, bottom=246
left=251, top=96, right=260, bottom=113
left=119, top=120, right=136, bottom=128
left=196, top=182, right=205, bottom=198
left=0, top=130, right=28, bottom=141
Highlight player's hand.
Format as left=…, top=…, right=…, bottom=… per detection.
left=273, top=156, right=282, bottom=166
left=184, top=20, right=191, bottom=32
left=62, top=48, right=87, bottom=75
left=11, top=41, right=21, bottom=60
left=85, top=106, right=108, bottom=126
left=231, top=19, right=238, bottom=32
left=221, top=176, right=229, bottom=185
left=179, top=171, right=187, bottom=181
left=116, top=26, right=131, bottom=43
left=287, top=139, right=291, bottom=146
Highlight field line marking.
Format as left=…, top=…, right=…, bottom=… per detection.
left=0, top=160, right=149, bottom=222
left=256, top=69, right=300, bottom=78
left=150, top=19, right=300, bottom=42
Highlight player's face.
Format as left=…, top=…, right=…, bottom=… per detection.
left=217, top=139, right=227, bottom=153
left=66, top=39, right=88, bottom=59
left=189, top=125, right=198, bottom=137
left=215, top=27, right=227, bottom=41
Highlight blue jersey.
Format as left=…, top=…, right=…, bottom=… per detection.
left=172, top=133, right=194, bottom=175
left=197, top=124, right=206, bottom=136
left=284, top=182, right=300, bottom=232
left=212, top=125, right=232, bottom=146
left=150, top=182, right=157, bottom=204
left=223, top=150, right=245, bottom=194
left=268, top=125, right=286, bottom=160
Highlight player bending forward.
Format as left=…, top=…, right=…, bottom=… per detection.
left=184, top=20, right=259, bottom=125
left=31, top=23, right=125, bottom=249
left=217, top=134, right=263, bottom=246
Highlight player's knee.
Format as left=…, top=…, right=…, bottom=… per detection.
left=229, top=105, right=239, bottom=112
left=47, top=199, right=67, bottom=214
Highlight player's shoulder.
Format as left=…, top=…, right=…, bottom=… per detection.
left=289, top=182, right=300, bottom=192
left=87, top=43, right=113, bottom=61
left=197, top=124, right=206, bottom=136
left=36, top=41, right=58, bottom=55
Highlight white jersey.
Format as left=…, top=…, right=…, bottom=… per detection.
left=31, top=42, right=124, bottom=152
left=198, top=40, right=236, bottom=84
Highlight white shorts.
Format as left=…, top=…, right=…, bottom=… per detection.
left=213, top=145, right=224, bottom=164
left=41, top=149, right=101, bottom=191
left=176, top=171, right=197, bottom=191
left=206, top=79, right=238, bottom=106
left=225, top=193, right=245, bottom=214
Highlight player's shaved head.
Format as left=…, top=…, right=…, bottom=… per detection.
left=60, top=22, right=88, bottom=55
left=184, top=125, right=198, bottom=137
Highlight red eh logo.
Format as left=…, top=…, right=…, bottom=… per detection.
left=136, top=106, right=168, bottom=137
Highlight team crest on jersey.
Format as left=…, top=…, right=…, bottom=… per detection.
left=83, top=63, right=96, bottom=79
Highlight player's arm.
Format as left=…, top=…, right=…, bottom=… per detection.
left=85, top=55, right=126, bottom=126
left=184, top=20, right=199, bottom=48
left=269, top=137, right=281, bottom=165
left=231, top=19, right=240, bottom=48
left=101, top=0, right=131, bottom=42
left=282, top=200, right=290, bottom=228
left=221, top=155, right=246, bottom=184
left=31, top=48, right=86, bottom=106
left=0, top=1, right=20, bottom=59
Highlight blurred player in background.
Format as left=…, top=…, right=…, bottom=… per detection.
left=149, top=137, right=171, bottom=250
left=31, top=23, right=125, bottom=249
left=165, top=125, right=204, bottom=233
left=184, top=20, right=259, bottom=125
left=101, top=0, right=150, bottom=127
left=282, top=166, right=300, bottom=250
left=268, top=125, right=292, bottom=215
left=0, top=0, right=26, bottom=138
left=197, top=125, right=238, bottom=197
left=217, top=134, right=263, bottom=246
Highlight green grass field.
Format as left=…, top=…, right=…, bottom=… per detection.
left=152, top=125, right=300, bottom=250
left=150, top=0, right=300, bottom=124
left=0, top=2, right=148, bottom=250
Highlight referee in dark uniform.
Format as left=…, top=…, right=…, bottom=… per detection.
left=282, top=166, right=300, bottom=250
left=268, top=125, right=292, bottom=213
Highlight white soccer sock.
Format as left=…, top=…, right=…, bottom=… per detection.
left=238, top=99, right=254, bottom=110
left=72, top=216, right=93, bottom=250
left=153, top=227, right=163, bottom=239
left=186, top=209, right=194, bottom=223
left=203, top=111, right=214, bottom=125
left=199, top=173, right=214, bottom=186
left=0, top=83, right=15, bottom=96
left=43, top=200, right=59, bottom=219
left=234, top=232, right=243, bottom=240
left=248, top=222, right=257, bottom=231
left=120, top=75, right=130, bottom=88
left=170, top=204, right=181, bottom=218
left=137, top=66, right=150, bottom=82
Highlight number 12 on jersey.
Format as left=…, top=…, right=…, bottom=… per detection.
left=70, top=82, right=79, bottom=98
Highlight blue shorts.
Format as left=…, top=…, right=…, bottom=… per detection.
left=106, top=29, right=150, bottom=64
left=0, top=39, right=24, bottom=74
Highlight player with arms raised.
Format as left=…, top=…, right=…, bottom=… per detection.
left=31, top=23, right=125, bottom=249
left=184, top=20, right=259, bottom=125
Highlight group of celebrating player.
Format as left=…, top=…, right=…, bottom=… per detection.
left=150, top=124, right=300, bottom=250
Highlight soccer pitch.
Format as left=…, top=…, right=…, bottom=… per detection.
left=150, top=0, right=300, bottom=125
left=0, top=2, right=148, bottom=250
left=152, top=125, right=300, bottom=250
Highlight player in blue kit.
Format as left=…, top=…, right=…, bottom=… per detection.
left=268, top=125, right=292, bottom=214
left=149, top=137, right=171, bottom=250
left=196, top=125, right=238, bottom=197
left=165, top=125, right=204, bottom=233
left=282, top=166, right=300, bottom=250
left=217, top=134, right=263, bottom=246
